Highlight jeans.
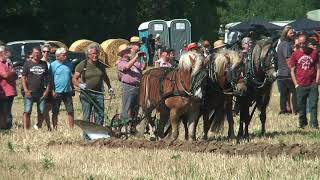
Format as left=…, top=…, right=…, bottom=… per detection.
left=80, top=91, right=104, bottom=125
left=277, top=77, right=297, bottom=112
left=6, top=96, right=14, bottom=129
left=296, top=84, right=319, bottom=128
left=0, top=96, right=14, bottom=129
left=120, top=83, right=139, bottom=120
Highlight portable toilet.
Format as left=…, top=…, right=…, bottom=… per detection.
left=167, top=19, right=191, bottom=59
left=138, top=20, right=170, bottom=63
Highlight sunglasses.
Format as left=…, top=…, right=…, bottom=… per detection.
left=42, top=51, right=49, bottom=53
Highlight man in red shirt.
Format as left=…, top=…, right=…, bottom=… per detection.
left=288, top=41, right=320, bottom=129
left=0, top=46, right=17, bottom=129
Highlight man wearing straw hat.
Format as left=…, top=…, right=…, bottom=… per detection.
left=117, top=43, right=146, bottom=133
left=73, top=43, right=113, bottom=126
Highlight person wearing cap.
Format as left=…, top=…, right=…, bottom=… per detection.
left=203, top=40, right=227, bottom=66
left=73, top=43, right=113, bottom=126
left=129, top=36, right=147, bottom=64
left=213, top=40, right=226, bottom=51
left=117, top=43, right=146, bottom=132
left=187, top=42, right=199, bottom=52
left=153, top=34, right=162, bottom=64
left=155, top=47, right=172, bottom=68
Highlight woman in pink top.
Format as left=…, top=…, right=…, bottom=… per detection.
left=0, top=46, right=17, bottom=129
left=155, top=47, right=172, bottom=68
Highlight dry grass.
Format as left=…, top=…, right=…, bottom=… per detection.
left=1, top=68, right=320, bottom=179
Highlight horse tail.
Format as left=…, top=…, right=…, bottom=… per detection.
left=210, top=106, right=226, bottom=133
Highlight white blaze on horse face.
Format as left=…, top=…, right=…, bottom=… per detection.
left=194, top=88, right=202, bottom=98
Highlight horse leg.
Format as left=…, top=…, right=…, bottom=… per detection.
left=244, top=106, right=250, bottom=139
left=202, top=110, right=213, bottom=140
left=157, top=109, right=169, bottom=139
left=136, top=109, right=151, bottom=138
left=188, top=110, right=200, bottom=141
left=169, top=109, right=180, bottom=141
left=183, top=118, right=189, bottom=141
left=237, top=97, right=249, bottom=140
left=226, top=97, right=235, bottom=139
left=226, top=109, right=235, bottom=139
left=259, top=107, right=266, bottom=135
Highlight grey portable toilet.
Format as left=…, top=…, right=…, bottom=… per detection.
left=138, top=20, right=170, bottom=63
left=167, top=19, right=191, bottom=59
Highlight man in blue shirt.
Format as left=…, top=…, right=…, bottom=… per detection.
left=50, top=48, right=74, bottom=130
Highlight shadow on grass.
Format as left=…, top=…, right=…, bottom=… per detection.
left=206, top=130, right=319, bottom=142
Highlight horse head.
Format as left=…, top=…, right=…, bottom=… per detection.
left=252, top=39, right=277, bottom=82
left=178, top=51, right=206, bottom=98
left=213, top=49, right=241, bottom=89
left=179, top=51, right=204, bottom=76
left=231, top=38, right=277, bottom=95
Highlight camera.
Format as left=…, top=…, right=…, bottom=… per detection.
left=138, top=52, right=146, bottom=56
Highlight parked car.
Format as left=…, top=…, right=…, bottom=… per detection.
left=5, top=40, right=86, bottom=77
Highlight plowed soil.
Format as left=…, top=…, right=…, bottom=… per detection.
left=48, top=138, right=320, bottom=159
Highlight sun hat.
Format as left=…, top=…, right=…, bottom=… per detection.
left=130, top=36, right=142, bottom=44
left=213, top=40, right=226, bottom=49
left=118, top=44, right=130, bottom=56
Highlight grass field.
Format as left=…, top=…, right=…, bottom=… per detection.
left=1, top=68, right=320, bottom=179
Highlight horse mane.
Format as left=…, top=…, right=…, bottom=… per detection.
left=214, top=49, right=241, bottom=74
left=252, top=39, right=273, bottom=70
left=178, top=51, right=204, bottom=75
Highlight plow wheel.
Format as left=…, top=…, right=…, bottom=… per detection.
left=110, top=114, right=129, bottom=139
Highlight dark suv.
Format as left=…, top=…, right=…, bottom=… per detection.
left=6, top=40, right=86, bottom=77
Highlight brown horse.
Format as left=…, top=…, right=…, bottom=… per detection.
left=138, top=51, right=206, bottom=141
left=232, top=38, right=277, bottom=140
left=201, top=49, right=241, bottom=140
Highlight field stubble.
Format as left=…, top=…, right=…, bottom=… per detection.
left=1, top=68, right=320, bottom=179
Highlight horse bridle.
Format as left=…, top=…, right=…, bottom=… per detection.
left=207, top=55, right=234, bottom=95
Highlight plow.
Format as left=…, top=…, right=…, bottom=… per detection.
left=74, top=88, right=146, bottom=140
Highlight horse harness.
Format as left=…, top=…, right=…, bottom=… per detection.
left=158, top=67, right=207, bottom=100
left=206, top=53, right=233, bottom=94
left=234, top=38, right=276, bottom=92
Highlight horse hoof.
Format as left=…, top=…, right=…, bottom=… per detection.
left=149, top=136, right=157, bottom=141
left=135, top=132, right=144, bottom=138
left=201, top=135, right=208, bottom=141
left=228, top=134, right=236, bottom=139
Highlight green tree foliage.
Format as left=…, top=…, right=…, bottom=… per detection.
left=218, top=0, right=320, bottom=24
left=0, top=0, right=319, bottom=44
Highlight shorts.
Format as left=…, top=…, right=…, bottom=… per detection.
left=24, top=92, right=46, bottom=114
left=52, top=92, right=74, bottom=114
